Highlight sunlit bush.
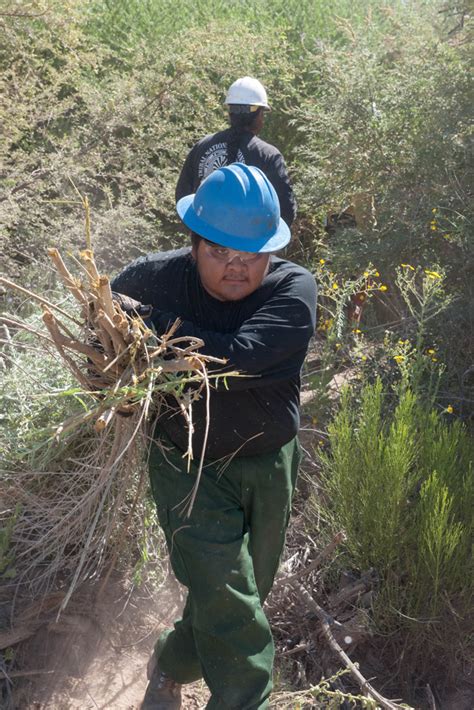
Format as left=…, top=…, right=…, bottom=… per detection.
left=316, top=379, right=474, bottom=687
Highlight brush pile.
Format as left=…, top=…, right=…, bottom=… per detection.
left=0, top=248, right=225, bottom=615
left=2, top=247, right=222, bottom=434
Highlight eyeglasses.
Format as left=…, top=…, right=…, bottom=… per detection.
left=202, top=240, right=266, bottom=264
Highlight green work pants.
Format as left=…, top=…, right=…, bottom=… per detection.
left=148, top=436, right=301, bottom=710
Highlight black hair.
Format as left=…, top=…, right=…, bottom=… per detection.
left=190, top=232, right=202, bottom=249
left=191, top=232, right=223, bottom=250
left=226, top=109, right=263, bottom=164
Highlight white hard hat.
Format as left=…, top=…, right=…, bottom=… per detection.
left=225, top=76, right=270, bottom=110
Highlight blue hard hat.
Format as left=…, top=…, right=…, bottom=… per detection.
left=176, top=163, right=291, bottom=253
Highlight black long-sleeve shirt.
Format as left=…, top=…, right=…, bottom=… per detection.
left=175, top=129, right=297, bottom=227
left=112, top=248, right=316, bottom=459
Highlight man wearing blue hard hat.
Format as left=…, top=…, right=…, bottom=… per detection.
left=112, top=163, right=316, bottom=709
left=176, top=76, right=297, bottom=228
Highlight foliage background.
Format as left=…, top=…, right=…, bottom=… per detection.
left=1, top=1, right=472, bottom=397
left=1, top=0, right=473, bottom=704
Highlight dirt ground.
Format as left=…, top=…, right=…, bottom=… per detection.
left=4, top=375, right=324, bottom=710
left=6, top=398, right=473, bottom=709
left=11, top=570, right=210, bottom=709
left=8, top=561, right=474, bottom=710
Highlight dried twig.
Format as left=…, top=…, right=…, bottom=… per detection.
left=47, top=248, right=86, bottom=305
left=295, top=585, right=404, bottom=710
left=275, top=533, right=403, bottom=710
left=2, top=245, right=229, bottom=617
left=0, top=277, right=82, bottom=325
left=274, top=531, right=346, bottom=590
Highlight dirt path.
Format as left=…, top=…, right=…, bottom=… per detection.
left=12, top=571, right=209, bottom=709
left=10, top=407, right=321, bottom=710
left=7, top=386, right=322, bottom=710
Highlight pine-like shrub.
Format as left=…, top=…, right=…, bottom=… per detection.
left=317, top=379, right=474, bottom=687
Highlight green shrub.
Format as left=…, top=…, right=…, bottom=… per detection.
left=1, top=4, right=298, bottom=281
left=84, top=0, right=401, bottom=61
left=293, top=9, right=472, bottom=269
left=292, top=8, right=473, bottom=396
left=317, top=379, right=474, bottom=686
left=0, top=318, right=86, bottom=467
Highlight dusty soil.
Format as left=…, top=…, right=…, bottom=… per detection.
left=4, top=373, right=327, bottom=710
left=5, top=383, right=473, bottom=710
left=11, top=570, right=210, bottom=709
left=8, top=558, right=474, bottom=710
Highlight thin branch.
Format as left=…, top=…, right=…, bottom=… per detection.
left=0, top=278, right=82, bottom=326
left=296, top=584, right=405, bottom=710
left=274, top=531, right=347, bottom=590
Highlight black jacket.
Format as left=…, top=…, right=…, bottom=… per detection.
left=112, top=249, right=316, bottom=458
left=175, top=128, right=297, bottom=227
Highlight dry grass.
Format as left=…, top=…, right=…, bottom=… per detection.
left=0, top=247, right=228, bottom=617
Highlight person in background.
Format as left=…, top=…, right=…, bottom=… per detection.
left=175, top=76, right=297, bottom=227
left=113, top=164, right=316, bottom=708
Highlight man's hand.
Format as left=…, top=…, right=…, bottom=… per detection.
left=111, top=292, right=153, bottom=319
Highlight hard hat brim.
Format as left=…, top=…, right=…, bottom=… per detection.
left=226, top=102, right=271, bottom=112
left=177, top=194, right=291, bottom=253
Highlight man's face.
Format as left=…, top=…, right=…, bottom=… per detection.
left=192, top=239, right=270, bottom=302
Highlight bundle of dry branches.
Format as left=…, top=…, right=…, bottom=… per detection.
left=0, top=248, right=227, bottom=615
left=2, top=247, right=224, bottom=435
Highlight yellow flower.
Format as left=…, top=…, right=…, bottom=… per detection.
left=361, top=355, right=367, bottom=361
left=394, top=355, right=405, bottom=363
left=427, top=348, right=436, bottom=355
left=425, top=270, right=441, bottom=279
left=401, top=263, right=415, bottom=271
left=432, top=208, right=437, bottom=214
left=318, top=317, right=334, bottom=332
left=375, top=271, right=380, bottom=277
left=432, top=357, right=438, bottom=362
left=380, top=285, right=388, bottom=292
left=363, top=271, right=370, bottom=278
left=446, top=405, right=453, bottom=414
left=319, top=258, right=326, bottom=265
left=352, top=328, right=362, bottom=334
left=430, top=225, right=437, bottom=231
left=332, top=283, right=339, bottom=290
left=335, top=343, right=342, bottom=349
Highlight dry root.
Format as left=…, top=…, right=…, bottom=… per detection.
left=0, top=248, right=228, bottom=618
left=1, top=248, right=227, bottom=439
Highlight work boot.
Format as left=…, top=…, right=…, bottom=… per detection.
left=141, top=650, right=182, bottom=709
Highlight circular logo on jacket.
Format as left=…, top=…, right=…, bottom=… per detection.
left=198, top=143, right=245, bottom=180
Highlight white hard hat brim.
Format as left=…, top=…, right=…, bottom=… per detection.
left=226, top=103, right=271, bottom=112
left=224, top=77, right=270, bottom=109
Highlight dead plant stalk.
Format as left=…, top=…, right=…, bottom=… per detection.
left=2, top=247, right=229, bottom=614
